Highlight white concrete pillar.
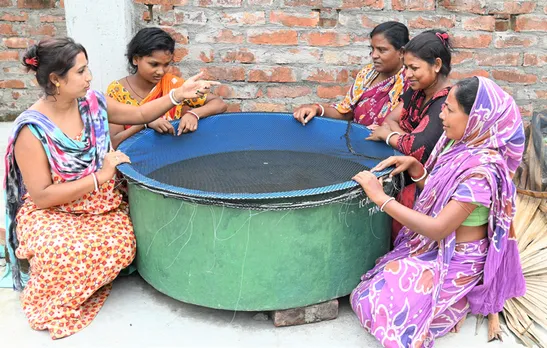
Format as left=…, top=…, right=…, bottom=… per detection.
left=65, top=0, right=136, bottom=93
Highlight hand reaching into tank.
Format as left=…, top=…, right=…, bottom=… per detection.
left=366, top=123, right=391, bottom=142
left=148, top=118, right=175, bottom=135
left=97, top=151, right=131, bottom=184
left=371, top=156, right=424, bottom=178
left=353, top=170, right=388, bottom=205
left=178, top=112, right=198, bottom=135
left=293, top=104, right=321, bottom=125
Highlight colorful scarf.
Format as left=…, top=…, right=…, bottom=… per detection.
left=333, top=64, right=406, bottom=126
left=401, top=76, right=526, bottom=315
left=3, top=90, right=110, bottom=290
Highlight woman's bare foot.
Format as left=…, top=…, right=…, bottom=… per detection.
left=450, top=316, right=467, bottom=333
left=487, top=313, right=505, bottom=342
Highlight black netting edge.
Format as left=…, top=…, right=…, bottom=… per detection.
left=344, top=120, right=387, bottom=161
left=125, top=171, right=405, bottom=211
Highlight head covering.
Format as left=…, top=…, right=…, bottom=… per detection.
left=418, top=76, right=526, bottom=315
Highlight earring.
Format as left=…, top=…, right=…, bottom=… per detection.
left=55, top=82, right=60, bottom=95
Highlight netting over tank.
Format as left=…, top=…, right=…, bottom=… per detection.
left=117, top=112, right=402, bottom=209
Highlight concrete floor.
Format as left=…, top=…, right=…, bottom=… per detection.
left=0, top=122, right=527, bottom=347
left=0, top=274, right=524, bottom=348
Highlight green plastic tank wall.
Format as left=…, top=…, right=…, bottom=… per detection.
left=128, top=183, right=391, bottom=311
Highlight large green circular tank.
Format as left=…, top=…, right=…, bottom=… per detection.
left=128, top=183, right=391, bottom=311
left=118, top=112, right=398, bottom=311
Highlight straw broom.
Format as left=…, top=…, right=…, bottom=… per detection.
left=502, top=190, right=547, bottom=347
left=501, top=115, right=547, bottom=347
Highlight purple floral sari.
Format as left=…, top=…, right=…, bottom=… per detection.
left=351, top=77, right=526, bottom=347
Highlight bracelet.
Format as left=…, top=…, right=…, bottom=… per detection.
left=316, top=104, right=325, bottom=117
left=169, top=89, right=182, bottom=106
left=187, top=110, right=200, bottom=121
left=385, top=131, right=401, bottom=146
left=380, top=197, right=395, bottom=212
left=411, top=167, right=428, bottom=182
left=91, top=173, right=99, bottom=192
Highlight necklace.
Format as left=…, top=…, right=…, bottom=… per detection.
left=125, top=76, right=145, bottom=100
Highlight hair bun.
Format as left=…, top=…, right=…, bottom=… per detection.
left=435, top=32, right=449, bottom=46
left=22, top=44, right=39, bottom=72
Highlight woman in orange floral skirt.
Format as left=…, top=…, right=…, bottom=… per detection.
left=4, top=37, right=218, bottom=339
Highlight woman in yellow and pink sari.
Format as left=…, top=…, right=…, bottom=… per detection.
left=107, top=27, right=227, bottom=149
left=293, top=22, right=409, bottom=127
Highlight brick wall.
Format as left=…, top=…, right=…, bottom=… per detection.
left=0, top=0, right=65, bottom=120
left=0, top=0, right=545, bottom=120
left=133, top=0, right=547, bottom=117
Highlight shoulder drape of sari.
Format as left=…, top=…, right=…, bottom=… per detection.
left=333, top=64, right=407, bottom=125
left=106, top=73, right=207, bottom=129
left=421, top=77, right=526, bottom=315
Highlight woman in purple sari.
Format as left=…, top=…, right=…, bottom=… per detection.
left=350, top=76, right=526, bottom=347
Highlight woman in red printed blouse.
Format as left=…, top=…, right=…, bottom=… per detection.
left=367, top=30, right=453, bottom=242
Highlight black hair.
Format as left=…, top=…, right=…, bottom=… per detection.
left=22, top=37, right=88, bottom=96
left=403, top=29, right=452, bottom=76
left=454, top=77, right=479, bottom=115
left=370, top=21, right=409, bottom=50
left=126, top=27, right=175, bottom=74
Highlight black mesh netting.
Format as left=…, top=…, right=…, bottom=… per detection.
left=148, top=150, right=370, bottom=194
left=117, top=113, right=403, bottom=209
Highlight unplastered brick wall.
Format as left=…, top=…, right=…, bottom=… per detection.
left=134, top=0, right=547, bottom=117
left=0, top=0, right=65, bottom=120
left=0, top=0, right=545, bottom=120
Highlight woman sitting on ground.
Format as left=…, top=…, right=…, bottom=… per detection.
left=107, top=27, right=227, bottom=149
left=4, top=37, right=218, bottom=339
left=366, top=29, right=453, bottom=241
left=351, top=76, right=526, bottom=347
left=293, top=21, right=409, bottom=126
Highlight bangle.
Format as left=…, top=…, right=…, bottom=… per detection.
left=411, top=167, right=428, bottom=182
left=91, top=173, right=99, bottom=192
left=169, top=89, right=182, bottom=106
left=385, top=131, right=401, bottom=146
left=380, top=197, right=395, bottom=212
left=187, top=110, right=200, bottom=121
left=316, top=104, right=325, bottom=117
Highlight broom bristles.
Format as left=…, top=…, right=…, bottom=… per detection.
left=503, top=188, right=547, bottom=347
